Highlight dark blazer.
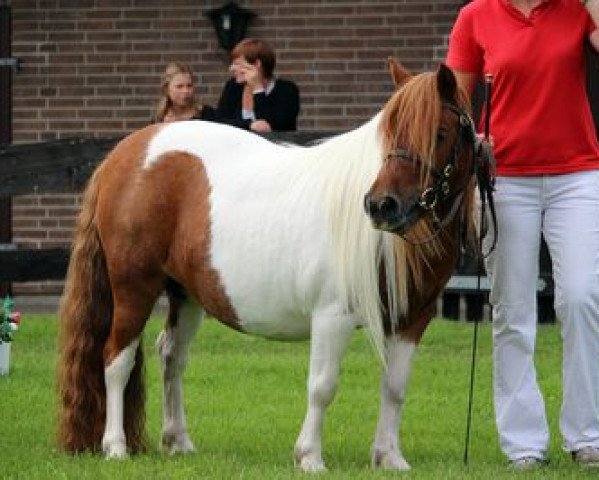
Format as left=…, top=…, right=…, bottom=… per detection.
left=216, top=78, right=300, bottom=131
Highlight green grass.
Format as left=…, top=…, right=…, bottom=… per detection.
left=0, top=314, right=595, bottom=479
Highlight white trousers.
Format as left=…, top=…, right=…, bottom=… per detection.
left=484, top=171, right=599, bottom=461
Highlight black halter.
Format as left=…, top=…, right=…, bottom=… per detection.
left=385, top=102, right=480, bottom=244
left=384, top=102, right=498, bottom=252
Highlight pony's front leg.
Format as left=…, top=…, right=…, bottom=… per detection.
left=371, top=334, right=416, bottom=470
left=102, top=338, right=141, bottom=458
left=294, top=311, right=355, bottom=472
left=157, top=299, right=203, bottom=455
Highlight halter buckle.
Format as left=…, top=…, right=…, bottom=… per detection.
left=419, top=187, right=437, bottom=210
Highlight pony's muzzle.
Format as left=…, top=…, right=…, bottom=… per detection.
left=364, top=193, right=400, bottom=227
left=364, top=193, right=421, bottom=234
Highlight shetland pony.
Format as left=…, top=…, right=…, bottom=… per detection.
left=57, top=60, right=479, bottom=471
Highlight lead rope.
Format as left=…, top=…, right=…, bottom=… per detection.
left=464, top=73, right=494, bottom=466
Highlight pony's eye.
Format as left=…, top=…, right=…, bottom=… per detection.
left=436, top=130, right=448, bottom=144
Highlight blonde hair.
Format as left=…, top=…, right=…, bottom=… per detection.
left=153, top=63, right=197, bottom=123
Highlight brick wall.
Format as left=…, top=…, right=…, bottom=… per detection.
left=9, top=0, right=463, bottom=294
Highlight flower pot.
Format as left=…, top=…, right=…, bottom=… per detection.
left=0, top=342, right=10, bottom=376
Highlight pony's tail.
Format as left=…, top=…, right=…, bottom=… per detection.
left=57, top=164, right=147, bottom=453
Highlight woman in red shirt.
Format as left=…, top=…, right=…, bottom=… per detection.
left=447, top=0, right=599, bottom=469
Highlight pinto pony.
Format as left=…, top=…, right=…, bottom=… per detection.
left=57, top=60, right=481, bottom=471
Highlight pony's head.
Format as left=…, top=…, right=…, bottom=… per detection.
left=364, top=59, right=476, bottom=236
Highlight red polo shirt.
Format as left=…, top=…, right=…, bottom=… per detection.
left=446, top=0, right=599, bottom=176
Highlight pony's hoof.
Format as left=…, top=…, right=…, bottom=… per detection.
left=294, top=451, right=327, bottom=473
left=297, top=458, right=327, bottom=473
left=161, top=432, right=196, bottom=455
left=102, top=439, right=128, bottom=459
left=372, top=450, right=411, bottom=470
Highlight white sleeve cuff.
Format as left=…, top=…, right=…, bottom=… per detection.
left=241, top=108, right=256, bottom=121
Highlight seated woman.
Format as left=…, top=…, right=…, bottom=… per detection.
left=217, top=38, right=300, bottom=132
left=153, top=62, right=216, bottom=123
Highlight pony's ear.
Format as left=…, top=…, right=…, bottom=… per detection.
left=387, top=57, right=411, bottom=89
left=436, top=63, right=457, bottom=102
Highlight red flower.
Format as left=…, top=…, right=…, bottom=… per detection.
left=9, top=311, right=21, bottom=325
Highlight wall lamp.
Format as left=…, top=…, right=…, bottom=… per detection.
left=205, top=2, right=256, bottom=52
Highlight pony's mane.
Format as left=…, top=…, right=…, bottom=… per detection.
left=377, top=71, right=476, bottom=326
left=283, top=72, right=475, bottom=359
left=380, top=72, right=443, bottom=183
left=280, top=117, right=397, bottom=359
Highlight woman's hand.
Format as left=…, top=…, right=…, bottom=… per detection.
left=231, top=58, right=262, bottom=89
left=250, top=119, right=272, bottom=132
left=476, top=133, right=494, bottom=148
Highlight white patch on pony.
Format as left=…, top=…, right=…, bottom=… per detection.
left=144, top=119, right=400, bottom=356
left=144, top=120, right=273, bottom=170
left=102, top=338, right=140, bottom=458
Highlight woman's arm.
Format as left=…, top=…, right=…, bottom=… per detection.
left=253, top=80, right=300, bottom=131
left=215, top=79, right=252, bottom=129
left=452, top=70, right=477, bottom=99
left=584, top=0, right=599, bottom=51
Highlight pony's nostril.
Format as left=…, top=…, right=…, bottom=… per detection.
left=379, top=196, right=398, bottom=217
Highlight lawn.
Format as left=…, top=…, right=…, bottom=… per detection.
left=0, top=313, right=594, bottom=479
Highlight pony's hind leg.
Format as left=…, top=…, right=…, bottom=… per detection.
left=102, top=288, right=160, bottom=458
left=103, top=337, right=141, bottom=458
left=371, top=334, right=416, bottom=470
left=294, top=310, right=356, bottom=472
left=157, top=285, right=203, bottom=455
